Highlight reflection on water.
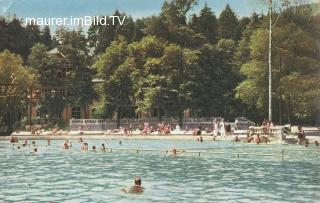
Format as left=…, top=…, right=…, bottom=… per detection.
left=0, top=140, right=319, bottom=202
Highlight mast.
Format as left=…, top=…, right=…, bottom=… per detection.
left=268, top=0, right=272, bottom=121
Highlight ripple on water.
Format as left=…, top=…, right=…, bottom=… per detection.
left=0, top=140, right=319, bottom=202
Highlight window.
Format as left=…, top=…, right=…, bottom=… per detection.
left=72, top=107, right=81, bottom=119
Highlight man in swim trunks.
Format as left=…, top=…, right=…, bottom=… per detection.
left=122, top=177, right=144, bottom=194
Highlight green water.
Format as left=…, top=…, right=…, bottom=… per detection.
left=0, top=139, right=319, bottom=202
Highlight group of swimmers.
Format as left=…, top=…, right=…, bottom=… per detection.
left=244, top=134, right=270, bottom=144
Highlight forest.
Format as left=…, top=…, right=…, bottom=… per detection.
left=0, top=0, right=319, bottom=134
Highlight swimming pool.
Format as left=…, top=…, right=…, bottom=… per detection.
left=0, top=139, right=319, bottom=202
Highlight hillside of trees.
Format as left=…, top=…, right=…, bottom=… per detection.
left=0, top=0, right=319, bottom=134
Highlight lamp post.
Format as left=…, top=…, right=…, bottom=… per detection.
left=268, top=0, right=273, bottom=121
left=27, top=95, right=32, bottom=132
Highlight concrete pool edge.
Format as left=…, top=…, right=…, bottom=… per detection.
left=1, top=134, right=319, bottom=143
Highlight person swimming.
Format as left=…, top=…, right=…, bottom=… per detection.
left=121, top=177, right=144, bottom=194
left=81, top=143, right=88, bottom=150
left=199, top=136, right=203, bottom=142
left=254, top=135, right=261, bottom=144
left=92, top=145, right=97, bottom=152
left=315, top=141, right=319, bottom=146
left=101, top=144, right=106, bottom=151
left=22, top=139, right=28, bottom=147
left=167, top=148, right=185, bottom=156
left=33, top=148, right=37, bottom=153
left=234, top=136, right=240, bottom=142
left=10, top=136, right=14, bottom=143
left=63, top=142, right=69, bottom=149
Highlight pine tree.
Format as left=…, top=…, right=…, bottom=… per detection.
left=218, top=4, right=239, bottom=40
left=40, top=26, right=52, bottom=48
left=189, top=3, right=218, bottom=43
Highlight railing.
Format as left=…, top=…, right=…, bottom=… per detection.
left=248, top=126, right=286, bottom=141
left=69, top=117, right=224, bottom=131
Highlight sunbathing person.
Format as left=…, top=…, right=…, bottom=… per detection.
left=121, top=177, right=144, bottom=194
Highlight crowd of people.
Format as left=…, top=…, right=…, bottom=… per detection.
left=112, top=119, right=233, bottom=137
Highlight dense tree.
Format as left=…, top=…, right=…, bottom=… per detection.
left=218, top=4, right=239, bottom=40
left=55, top=28, right=98, bottom=116
left=40, top=26, right=52, bottom=48
left=189, top=3, right=218, bottom=43
left=94, top=36, right=133, bottom=127
left=236, top=17, right=320, bottom=124
left=0, top=50, right=34, bottom=134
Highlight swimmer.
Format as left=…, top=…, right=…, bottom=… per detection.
left=47, top=138, right=51, bottom=146
left=213, top=136, right=216, bottom=141
left=17, top=146, right=21, bottom=149
left=254, top=135, right=261, bottom=144
left=315, top=141, right=319, bottom=146
left=234, top=136, right=240, bottom=142
left=79, top=137, right=83, bottom=143
left=92, top=145, right=97, bottom=152
left=101, top=144, right=106, bottom=151
left=263, top=136, right=270, bottom=144
left=199, top=136, right=203, bottom=142
left=10, top=136, right=15, bottom=143
left=63, top=142, right=69, bottom=149
left=119, top=141, right=122, bottom=145
left=81, top=143, right=88, bottom=150
left=33, top=148, right=37, bottom=153
left=167, top=148, right=185, bottom=156
left=121, top=177, right=144, bottom=194
left=32, top=141, right=36, bottom=146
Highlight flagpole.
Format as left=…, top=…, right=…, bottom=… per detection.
left=268, top=0, right=272, bottom=121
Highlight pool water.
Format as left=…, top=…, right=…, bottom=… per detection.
left=0, top=139, right=319, bottom=202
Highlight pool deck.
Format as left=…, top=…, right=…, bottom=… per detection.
left=1, top=134, right=319, bottom=143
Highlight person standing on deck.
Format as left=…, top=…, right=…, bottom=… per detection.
left=213, top=120, right=218, bottom=136
left=220, top=119, right=226, bottom=137
left=143, top=121, right=149, bottom=134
